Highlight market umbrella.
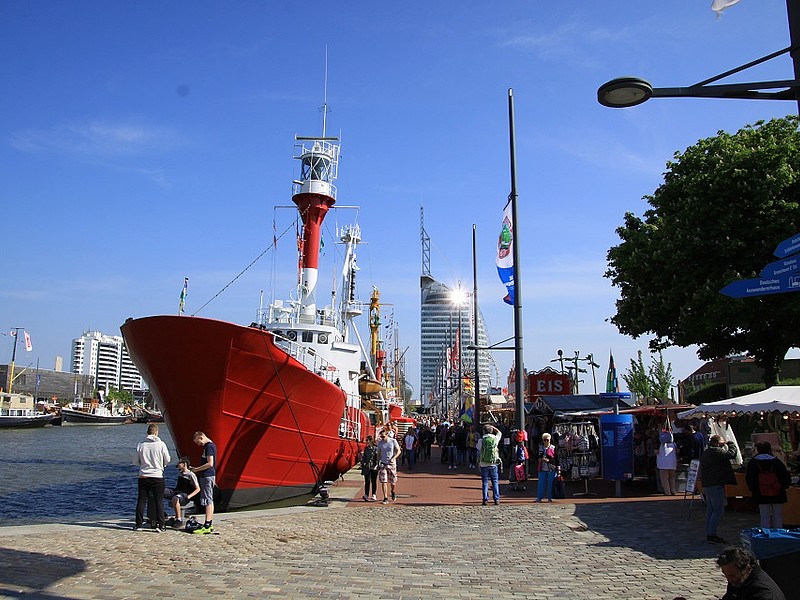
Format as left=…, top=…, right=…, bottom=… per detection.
left=677, top=386, right=800, bottom=419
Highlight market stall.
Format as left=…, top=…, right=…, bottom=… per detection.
left=678, top=386, right=800, bottom=525
left=549, top=403, right=692, bottom=491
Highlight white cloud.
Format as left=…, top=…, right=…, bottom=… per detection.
left=9, top=119, right=182, bottom=158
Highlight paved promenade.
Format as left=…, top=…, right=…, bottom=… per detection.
left=0, top=450, right=759, bottom=600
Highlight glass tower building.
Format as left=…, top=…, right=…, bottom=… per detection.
left=420, top=274, right=490, bottom=411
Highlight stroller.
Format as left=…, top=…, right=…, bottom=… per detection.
left=508, top=442, right=528, bottom=491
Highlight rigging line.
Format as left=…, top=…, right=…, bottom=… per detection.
left=255, top=328, right=335, bottom=490
left=191, top=212, right=302, bottom=317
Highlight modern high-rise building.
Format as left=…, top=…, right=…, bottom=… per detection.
left=420, top=276, right=490, bottom=407
left=71, top=330, right=146, bottom=393
left=420, top=209, right=490, bottom=410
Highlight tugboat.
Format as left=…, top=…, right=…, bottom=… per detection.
left=61, top=399, right=130, bottom=425
left=121, top=109, right=377, bottom=509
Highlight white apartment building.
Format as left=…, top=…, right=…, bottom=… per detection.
left=71, top=330, right=145, bottom=393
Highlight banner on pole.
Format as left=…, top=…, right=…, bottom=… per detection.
left=496, top=200, right=515, bottom=305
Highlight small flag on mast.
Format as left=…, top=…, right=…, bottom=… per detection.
left=23, top=330, right=32, bottom=352
left=179, top=277, right=188, bottom=315
left=496, top=200, right=515, bottom=305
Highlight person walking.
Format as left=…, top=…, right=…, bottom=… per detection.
left=467, top=425, right=479, bottom=469
left=377, top=429, right=401, bottom=504
left=360, top=435, right=379, bottom=501
left=534, top=432, right=558, bottom=503
left=419, top=425, right=434, bottom=462
left=699, top=434, right=738, bottom=544
left=190, top=431, right=217, bottom=534
left=715, top=546, right=786, bottom=600
left=476, top=424, right=502, bottom=505
left=403, top=427, right=418, bottom=470
left=455, top=422, right=468, bottom=467
left=133, top=423, right=171, bottom=531
left=745, top=441, right=792, bottom=529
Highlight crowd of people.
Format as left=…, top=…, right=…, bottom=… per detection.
left=127, top=417, right=791, bottom=598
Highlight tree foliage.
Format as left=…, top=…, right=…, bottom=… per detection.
left=622, top=350, right=651, bottom=400
left=107, top=388, right=133, bottom=406
left=649, top=351, right=673, bottom=400
left=606, top=116, right=800, bottom=386
left=622, top=350, right=673, bottom=401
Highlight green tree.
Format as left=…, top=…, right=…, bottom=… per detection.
left=606, top=116, right=800, bottom=386
left=107, top=388, right=133, bottom=406
left=649, top=351, right=673, bottom=401
left=622, top=350, right=651, bottom=400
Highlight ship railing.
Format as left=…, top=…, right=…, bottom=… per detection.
left=256, top=306, right=342, bottom=331
left=271, top=335, right=341, bottom=384
left=339, top=405, right=362, bottom=441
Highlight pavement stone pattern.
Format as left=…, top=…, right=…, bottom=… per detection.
left=0, top=458, right=758, bottom=599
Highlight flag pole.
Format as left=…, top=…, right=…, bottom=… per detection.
left=508, top=88, right=525, bottom=433
left=8, top=327, right=22, bottom=394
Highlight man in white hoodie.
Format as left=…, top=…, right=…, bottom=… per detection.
left=134, top=423, right=171, bottom=531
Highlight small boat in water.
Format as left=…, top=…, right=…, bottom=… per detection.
left=0, top=393, right=56, bottom=428
left=61, top=402, right=130, bottom=425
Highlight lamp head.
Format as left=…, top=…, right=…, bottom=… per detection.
left=598, top=77, right=653, bottom=108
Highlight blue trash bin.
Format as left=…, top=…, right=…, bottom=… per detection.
left=740, top=528, right=800, bottom=600
left=740, top=528, right=800, bottom=559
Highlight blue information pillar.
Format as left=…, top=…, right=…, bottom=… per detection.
left=600, top=412, right=634, bottom=481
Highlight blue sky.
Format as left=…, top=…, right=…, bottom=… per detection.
left=1, top=0, right=795, bottom=398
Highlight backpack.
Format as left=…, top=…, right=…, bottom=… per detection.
left=515, top=444, right=528, bottom=463
left=480, top=434, right=499, bottom=464
left=184, top=516, right=202, bottom=533
left=757, top=462, right=782, bottom=497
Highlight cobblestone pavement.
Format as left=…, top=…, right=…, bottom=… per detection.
left=0, top=462, right=757, bottom=600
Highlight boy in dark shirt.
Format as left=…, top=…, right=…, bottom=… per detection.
left=190, top=431, right=217, bottom=534
left=164, top=456, right=200, bottom=529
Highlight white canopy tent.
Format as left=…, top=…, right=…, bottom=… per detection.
left=677, top=386, right=800, bottom=419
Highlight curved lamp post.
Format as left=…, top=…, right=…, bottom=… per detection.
left=598, top=1, right=800, bottom=112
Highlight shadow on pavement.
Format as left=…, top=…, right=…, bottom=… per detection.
left=0, top=547, right=85, bottom=598
left=572, top=498, right=757, bottom=560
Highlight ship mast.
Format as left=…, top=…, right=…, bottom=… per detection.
left=292, top=123, right=339, bottom=323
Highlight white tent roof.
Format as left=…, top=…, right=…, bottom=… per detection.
left=677, top=385, right=800, bottom=419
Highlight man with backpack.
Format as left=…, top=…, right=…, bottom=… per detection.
left=744, top=441, right=792, bottom=529
left=476, top=424, right=502, bottom=506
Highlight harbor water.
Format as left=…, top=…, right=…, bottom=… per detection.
left=0, top=422, right=316, bottom=526
left=0, top=423, right=178, bottom=526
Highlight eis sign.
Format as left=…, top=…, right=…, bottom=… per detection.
left=529, top=368, right=571, bottom=396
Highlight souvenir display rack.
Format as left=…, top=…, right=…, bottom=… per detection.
left=554, top=420, right=600, bottom=496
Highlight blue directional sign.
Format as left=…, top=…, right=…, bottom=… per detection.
left=773, top=231, right=800, bottom=259
left=760, top=256, right=800, bottom=278
left=721, top=272, right=800, bottom=298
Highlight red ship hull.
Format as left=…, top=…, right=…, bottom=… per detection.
left=121, top=315, right=363, bottom=509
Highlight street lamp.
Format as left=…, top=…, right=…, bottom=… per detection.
left=466, top=336, right=517, bottom=426
left=598, top=1, right=800, bottom=112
